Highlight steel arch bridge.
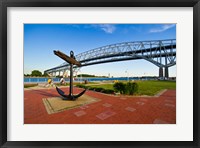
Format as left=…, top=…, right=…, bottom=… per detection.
left=44, top=39, right=176, bottom=78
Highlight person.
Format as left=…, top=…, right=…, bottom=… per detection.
left=45, top=78, right=53, bottom=88
left=48, top=78, right=52, bottom=84
left=60, top=77, right=65, bottom=85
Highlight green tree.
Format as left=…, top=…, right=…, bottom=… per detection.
left=24, top=74, right=31, bottom=77
left=31, top=70, right=42, bottom=77
left=42, top=72, right=49, bottom=77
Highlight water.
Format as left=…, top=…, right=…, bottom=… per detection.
left=24, top=77, right=156, bottom=83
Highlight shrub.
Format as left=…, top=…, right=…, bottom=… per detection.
left=94, top=87, right=105, bottom=92
left=102, top=89, right=115, bottom=94
left=76, top=84, right=84, bottom=88
left=113, top=82, right=138, bottom=95
left=125, top=82, right=138, bottom=95
left=76, top=84, right=89, bottom=89
left=113, top=82, right=126, bottom=94
left=88, top=87, right=95, bottom=90
left=24, top=83, right=38, bottom=88
left=86, top=86, right=114, bottom=94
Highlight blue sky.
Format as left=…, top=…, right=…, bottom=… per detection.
left=24, top=24, right=176, bottom=77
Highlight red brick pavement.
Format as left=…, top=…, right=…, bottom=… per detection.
left=24, top=87, right=176, bottom=124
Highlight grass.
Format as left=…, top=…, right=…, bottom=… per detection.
left=84, top=80, right=176, bottom=96
left=24, top=83, right=38, bottom=88
left=136, top=80, right=176, bottom=96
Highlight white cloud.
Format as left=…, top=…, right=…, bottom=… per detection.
left=149, top=24, right=175, bottom=33
left=91, top=24, right=116, bottom=34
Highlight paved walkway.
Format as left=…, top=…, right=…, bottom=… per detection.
left=24, top=87, right=176, bottom=124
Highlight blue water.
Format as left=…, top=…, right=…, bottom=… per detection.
left=24, top=77, right=156, bottom=83
left=24, top=77, right=60, bottom=83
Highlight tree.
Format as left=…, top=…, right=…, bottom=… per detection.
left=31, top=70, right=42, bottom=77
left=24, top=74, right=31, bottom=77
left=42, top=72, right=49, bottom=77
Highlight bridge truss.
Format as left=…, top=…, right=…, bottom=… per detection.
left=45, top=39, right=176, bottom=78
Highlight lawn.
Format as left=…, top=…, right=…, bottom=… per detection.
left=136, top=80, right=176, bottom=96
left=84, top=80, right=176, bottom=96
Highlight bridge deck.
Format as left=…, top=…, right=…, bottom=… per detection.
left=44, top=39, right=176, bottom=74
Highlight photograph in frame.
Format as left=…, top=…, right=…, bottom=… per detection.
left=24, top=23, right=177, bottom=124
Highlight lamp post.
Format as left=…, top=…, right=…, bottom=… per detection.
left=144, top=72, right=147, bottom=80
left=125, top=70, right=129, bottom=81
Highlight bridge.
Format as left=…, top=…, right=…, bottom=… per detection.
left=44, top=39, right=176, bottom=78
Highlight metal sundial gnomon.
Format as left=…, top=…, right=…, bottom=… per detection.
left=54, top=50, right=86, bottom=100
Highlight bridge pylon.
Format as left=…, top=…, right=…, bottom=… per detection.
left=159, top=67, right=163, bottom=78
left=165, top=67, right=169, bottom=78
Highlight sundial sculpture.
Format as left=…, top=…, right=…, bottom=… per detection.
left=54, top=50, right=86, bottom=100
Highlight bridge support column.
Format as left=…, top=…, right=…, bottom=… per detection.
left=159, top=67, right=163, bottom=78
left=165, top=67, right=169, bottom=78
left=63, top=70, right=66, bottom=77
